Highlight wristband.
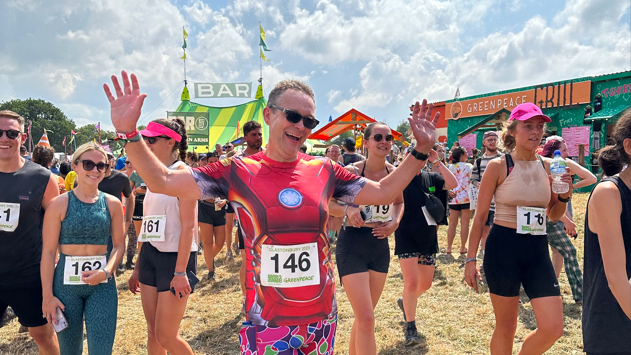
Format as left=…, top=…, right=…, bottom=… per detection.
left=431, top=159, right=441, bottom=166
left=103, top=269, right=112, bottom=280
left=465, top=258, right=477, bottom=263
left=116, top=129, right=139, bottom=140
left=410, top=149, right=429, bottom=161
left=557, top=194, right=571, bottom=203
left=174, top=272, right=187, bottom=277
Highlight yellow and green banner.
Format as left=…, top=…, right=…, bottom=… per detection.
left=168, top=94, right=268, bottom=150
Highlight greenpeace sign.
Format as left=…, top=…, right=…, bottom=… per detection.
left=194, top=82, right=252, bottom=98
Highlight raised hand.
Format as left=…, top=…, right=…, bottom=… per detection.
left=103, top=71, right=147, bottom=133
left=408, top=100, right=440, bottom=154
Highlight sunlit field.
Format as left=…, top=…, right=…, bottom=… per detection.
left=0, top=193, right=590, bottom=354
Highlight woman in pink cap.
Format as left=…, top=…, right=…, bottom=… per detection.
left=464, top=103, right=573, bottom=354
left=127, top=118, right=199, bottom=355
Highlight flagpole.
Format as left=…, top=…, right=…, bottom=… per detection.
left=259, top=21, right=262, bottom=83
left=98, top=122, right=101, bottom=145
left=183, top=26, right=187, bottom=87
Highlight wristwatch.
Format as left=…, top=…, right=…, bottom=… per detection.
left=410, top=149, right=430, bottom=161
left=557, top=194, right=571, bottom=203
left=103, top=269, right=112, bottom=280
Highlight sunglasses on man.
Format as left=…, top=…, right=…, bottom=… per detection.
left=0, top=129, right=22, bottom=140
left=143, top=135, right=171, bottom=145
left=270, top=105, right=319, bottom=130
left=76, top=160, right=109, bottom=173
left=368, top=133, right=394, bottom=142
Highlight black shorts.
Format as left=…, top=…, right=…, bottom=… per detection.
left=133, top=196, right=144, bottom=221
left=0, top=275, right=48, bottom=327
left=198, top=202, right=226, bottom=226
left=485, top=211, right=495, bottom=227
left=335, top=227, right=390, bottom=278
left=483, top=224, right=560, bottom=299
left=237, top=226, right=244, bottom=250
left=397, top=253, right=436, bottom=266
left=138, top=242, right=197, bottom=292
left=226, top=203, right=235, bottom=214
left=449, top=203, right=470, bottom=211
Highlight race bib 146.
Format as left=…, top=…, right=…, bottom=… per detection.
left=260, top=242, right=320, bottom=288
left=516, top=206, right=547, bottom=235
left=0, top=203, right=20, bottom=232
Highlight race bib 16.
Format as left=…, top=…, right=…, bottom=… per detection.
left=260, top=242, right=320, bottom=288
left=516, top=206, right=547, bottom=235
left=0, top=203, right=20, bottom=232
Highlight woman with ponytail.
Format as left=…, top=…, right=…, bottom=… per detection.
left=582, top=108, right=631, bottom=354
left=127, top=118, right=199, bottom=355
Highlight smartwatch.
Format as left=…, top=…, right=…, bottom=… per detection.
left=410, top=149, right=430, bottom=161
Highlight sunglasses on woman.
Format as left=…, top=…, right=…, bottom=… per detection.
left=270, top=105, right=319, bottom=130
left=76, top=160, right=109, bottom=172
left=143, top=135, right=171, bottom=145
left=0, top=129, right=22, bottom=140
left=368, top=134, right=394, bottom=142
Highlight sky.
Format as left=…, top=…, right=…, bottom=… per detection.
left=1, top=0, right=629, bottom=134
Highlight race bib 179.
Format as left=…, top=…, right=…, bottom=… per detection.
left=260, top=242, right=320, bottom=288
left=516, top=206, right=547, bottom=235
left=138, top=215, right=166, bottom=242
left=0, top=203, right=20, bottom=232
left=63, top=255, right=108, bottom=285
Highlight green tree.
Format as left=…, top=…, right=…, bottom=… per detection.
left=0, top=98, right=75, bottom=152
left=394, top=120, right=411, bottom=148
left=74, top=124, right=117, bottom=148
left=330, top=130, right=354, bottom=147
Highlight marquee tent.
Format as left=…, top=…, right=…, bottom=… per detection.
left=308, top=108, right=404, bottom=142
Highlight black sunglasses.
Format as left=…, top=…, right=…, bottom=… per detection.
left=124, top=161, right=131, bottom=165
left=143, top=135, right=171, bottom=145
left=368, top=133, right=394, bottom=142
left=76, top=160, right=109, bottom=172
left=0, top=129, right=22, bottom=140
left=270, top=105, right=319, bottom=130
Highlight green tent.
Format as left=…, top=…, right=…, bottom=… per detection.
left=169, top=86, right=269, bottom=152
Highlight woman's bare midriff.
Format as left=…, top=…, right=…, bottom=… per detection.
left=60, top=244, right=108, bottom=256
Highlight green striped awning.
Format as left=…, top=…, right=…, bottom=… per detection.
left=174, top=97, right=268, bottom=151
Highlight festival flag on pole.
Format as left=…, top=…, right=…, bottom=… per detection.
left=94, top=123, right=100, bottom=133
left=181, top=27, right=188, bottom=60
left=232, top=121, right=241, bottom=140
left=62, top=136, right=66, bottom=146
left=260, top=48, right=270, bottom=61
left=259, top=24, right=271, bottom=51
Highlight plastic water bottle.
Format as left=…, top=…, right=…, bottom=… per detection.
left=550, top=150, right=568, bottom=194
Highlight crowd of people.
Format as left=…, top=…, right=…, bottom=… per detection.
left=0, top=72, right=629, bottom=355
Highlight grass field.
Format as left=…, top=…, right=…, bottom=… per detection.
left=0, top=193, right=590, bottom=354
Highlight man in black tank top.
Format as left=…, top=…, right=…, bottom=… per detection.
left=0, top=111, right=60, bottom=354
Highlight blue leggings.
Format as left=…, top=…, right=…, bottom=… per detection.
left=53, top=254, right=118, bottom=355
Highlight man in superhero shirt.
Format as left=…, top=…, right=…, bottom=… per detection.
left=104, top=71, right=438, bottom=355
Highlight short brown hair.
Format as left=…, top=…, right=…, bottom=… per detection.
left=267, top=80, right=315, bottom=108
left=0, top=110, right=25, bottom=127
left=243, top=120, right=262, bottom=135
left=32, top=146, right=55, bottom=168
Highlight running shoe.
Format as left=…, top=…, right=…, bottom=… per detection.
left=116, top=263, right=125, bottom=275
left=232, top=242, right=240, bottom=256
left=226, top=250, right=234, bottom=260
left=397, top=297, right=407, bottom=322
left=125, top=261, right=135, bottom=270
left=405, top=326, right=420, bottom=346
left=207, top=271, right=215, bottom=281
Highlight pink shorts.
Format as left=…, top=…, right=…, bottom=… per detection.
left=238, top=315, right=337, bottom=355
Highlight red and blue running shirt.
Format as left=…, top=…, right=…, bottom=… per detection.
left=192, top=152, right=366, bottom=326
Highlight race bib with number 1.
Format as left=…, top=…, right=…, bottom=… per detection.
left=0, top=203, right=20, bottom=232
left=138, top=215, right=166, bottom=242
left=516, top=206, right=547, bottom=235
left=63, top=256, right=107, bottom=285
left=260, top=242, right=320, bottom=288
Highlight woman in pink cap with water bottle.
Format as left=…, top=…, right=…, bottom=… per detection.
left=464, top=102, right=574, bottom=355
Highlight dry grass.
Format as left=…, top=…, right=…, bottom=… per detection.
left=0, top=193, right=590, bottom=354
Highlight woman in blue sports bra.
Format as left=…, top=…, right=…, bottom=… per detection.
left=41, top=142, right=126, bottom=355
left=331, top=122, right=404, bottom=355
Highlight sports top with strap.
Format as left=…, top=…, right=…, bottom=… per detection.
left=59, top=191, right=111, bottom=245
left=582, top=176, right=631, bottom=352
left=143, top=161, right=198, bottom=253
left=494, top=154, right=550, bottom=229
left=0, top=160, right=50, bottom=285
left=356, top=163, right=393, bottom=224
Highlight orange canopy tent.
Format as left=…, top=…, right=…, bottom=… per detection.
left=308, top=109, right=404, bottom=142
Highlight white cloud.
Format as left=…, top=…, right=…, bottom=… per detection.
left=183, top=1, right=214, bottom=26
left=327, top=89, right=341, bottom=104
left=249, top=65, right=311, bottom=88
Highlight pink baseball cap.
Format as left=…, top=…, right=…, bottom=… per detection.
left=139, top=122, right=182, bottom=142
left=509, top=102, right=551, bottom=123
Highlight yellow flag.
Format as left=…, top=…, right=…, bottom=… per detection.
left=356, top=135, right=363, bottom=149
left=183, top=27, right=188, bottom=40
left=180, top=52, right=186, bottom=60
left=259, top=24, right=265, bottom=41
left=260, top=48, right=269, bottom=61
left=255, top=84, right=264, bottom=99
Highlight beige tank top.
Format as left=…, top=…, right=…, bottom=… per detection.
left=494, top=158, right=551, bottom=229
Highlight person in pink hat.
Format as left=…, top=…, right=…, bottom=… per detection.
left=464, top=102, right=574, bottom=354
